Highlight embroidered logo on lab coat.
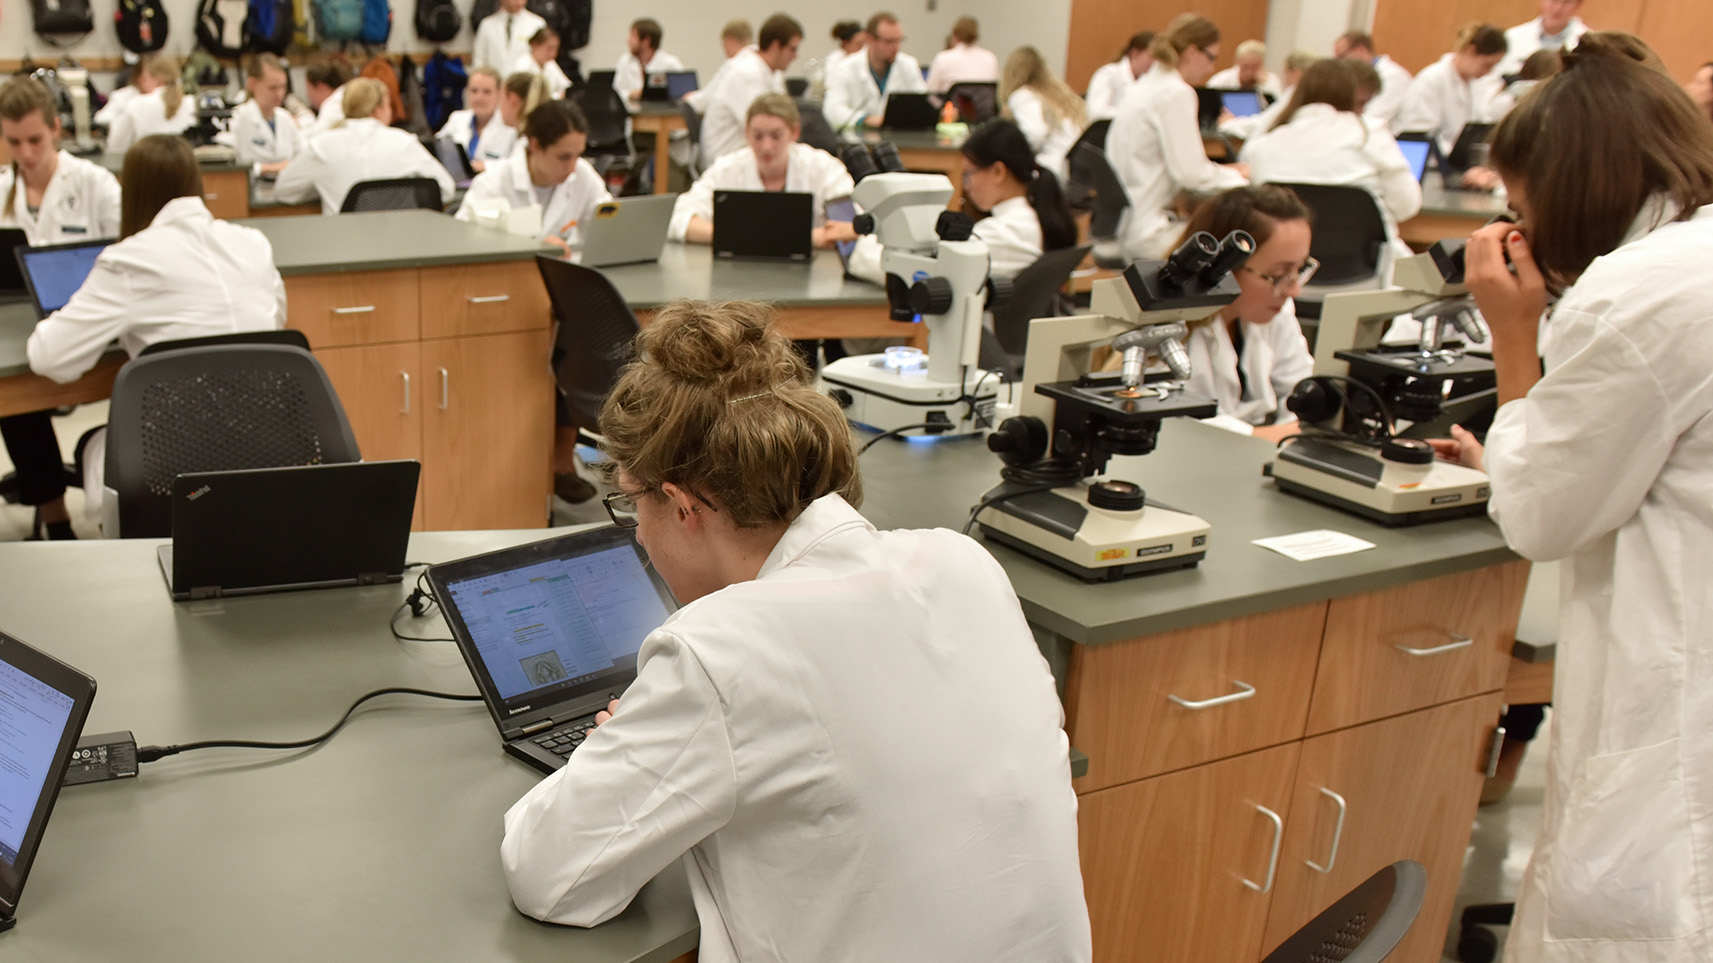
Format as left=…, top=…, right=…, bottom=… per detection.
left=62, top=192, right=79, bottom=212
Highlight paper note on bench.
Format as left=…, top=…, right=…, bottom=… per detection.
left=1252, top=530, right=1377, bottom=562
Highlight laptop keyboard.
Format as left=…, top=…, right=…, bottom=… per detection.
left=529, top=719, right=598, bottom=758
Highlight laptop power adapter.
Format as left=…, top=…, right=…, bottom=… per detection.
left=62, top=731, right=140, bottom=786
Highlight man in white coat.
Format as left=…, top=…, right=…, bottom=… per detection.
left=614, top=18, right=686, bottom=108
left=1498, top=0, right=1589, bottom=78
left=697, top=14, right=801, bottom=164
left=1333, top=31, right=1415, bottom=127
left=472, top=0, right=546, bottom=72
left=821, top=12, right=927, bottom=130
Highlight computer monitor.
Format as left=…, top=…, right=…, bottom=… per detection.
left=16, top=240, right=109, bottom=318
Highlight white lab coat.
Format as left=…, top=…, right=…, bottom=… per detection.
left=1498, top=16, right=1588, bottom=79
left=698, top=49, right=787, bottom=165
left=509, top=52, right=572, bottom=100
left=93, top=84, right=141, bottom=127
left=25, top=195, right=286, bottom=384
left=1183, top=302, right=1313, bottom=434
left=455, top=149, right=610, bottom=246
left=436, top=109, right=518, bottom=168
left=667, top=142, right=852, bottom=243
left=1240, top=104, right=1421, bottom=278
left=1085, top=60, right=1143, bottom=123
left=105, top=88, right=196, bottom=153
left=1490, top=78, right=1542, bottom=120
left=973, top=195, right=1044, bottom=280
left=1393, top=54, right=1496, bottom=155
left=231, top=99, right=300, bottom=166
left=821, top=51, right=928, bottom=130
left=0, top=152, right=122, bottom=244
left=501, top=495, right=1092, bottom=963
left=302, top=82, right=354, bottom=141
left=1364, top=55, right=1415, bottom=127
left=924, top=43, right=999, bottom=94
left=1484, top=199, right=1713, bottom=963
left=614, top=50, right=686, bottom=107
left=472, top=7, right=546, bottom=71
left=1206, top=66, right=1283, bottom=101
left=1218, top=88, right=1289, bottom=142
left=273, top=117, right=457, bottom=215
left=1107, top=64, right=1248, bottom=262
left=1006, top=87, right=1081, bottom=184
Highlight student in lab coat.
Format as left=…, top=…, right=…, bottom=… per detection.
left=300, top=62, right=355, bottom=141
left=1206, top=39, right=1284, bottom=100
left=1170, top=185, right=1315, bottom=440
left=500, top=299, right=1092, bottom=962
left=1427, top=36, right=1713, bottom=963
left=1000, top=45, right=1084, bottom=184
left=1107, top=14, right=1249, bottom=262
left=273, top=79, right=456, bottom=215
left=1085, top=32, right=1154, bottom=123
left=924, top=17, right=999, bottom=94
left=697, top=14, right=801, bottom=164
left=436, top=67, right=517, bottom=172
left=1490, top=49, right=1563, bottom=119
left=670, top=93, right=851, bottom=246
left=1241, top=59, right=1421, bottom=279
left=232, top=54, right=299, bottom=174
left=1497, top=0, right=1589, bottom=79
left=0, top=76, right=125, bottom=540
left=1393, top=24, right=1506, bottom=161
left=92, top=55, right=156, bottom=128
left=455, top=100, right=610, bottom=253
left=614, top=18, right=686, bottom=107
left=509, top=27, right=572, bottom=100
left=819, top=20, right=867, bottom=91
left=1218, top=49, right=1318, bottom=141
left=960, top=119, right=1077, bottom=279
left=502, top=71, right=552, bottom=138
left=821, top=12, right=927, bottom=130
left=685, top=19, right=756, bottom=113
left=1333, top=31, right=1415, bottom=127
left=105, top=55, right=194, bottom=153
left=472, top=0, right=545, bottom=72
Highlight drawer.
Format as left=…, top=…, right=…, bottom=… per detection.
left=200, top=169, right=251, bottom=219
left=420, top=260, right=552, bottom=339
left=1306, top=562, right=1528, bottom=735
left=286, top=269, right=421, bottom=348
left=1066, top=602, right=1326, bottom=793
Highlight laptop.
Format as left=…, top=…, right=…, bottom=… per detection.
left=587, top=69, right=617, bottom=89
left=0, top=629, right=97, bottom=934
left=431, top=137, right=476, bottom=189
left=1397, top=138, right=1433, bottom=183
left=1193, top=87, right=1223, bottom=130
left=16, top=239, right=109, bottom=318
left=641, top=70, right=698, bottom=102
left=1220, top=90, right=1263, bottom=118
left=712, top=190, right=813, bottom=261
left=157, top=460, right=420, bottom=601
left=578, top=193, right=677, bottom=268
left=1445, top=122, right=1496, bottom=171
left=426, top=526, right=677, bottom=774
left=825, top=196, right=861, bottom=277
left=879, top=92, right=938, bottom=130
left=0, top=229, right=28, bottom=298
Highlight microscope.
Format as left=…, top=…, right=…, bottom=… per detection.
left=1266, top=240, right=1495, bottom=525
left=973, top=230, right=1253, bottom=581
left=820, top=143, right=1000, bottom=438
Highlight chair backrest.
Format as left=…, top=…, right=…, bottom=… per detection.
left=796, top=101, right=842, bottom=156
left=1274, top=182, right=1389, bottom=286
left=104, top=344, right=362, bottom=538
left=1260, top=860, right=1426, bottom=963
left=138, top=329, right=312, bottom=356
left=1073, top=118, right=1111, bottom=153
left=586, top=69, right=617, bottom=89
left=679, top=99, right=705, bottom=172
left=339, top=177, right=445, bottom=213
left=992, top=243, right=1092, bottom=358
left=945, top=82, right=999, bottom=123
left=1077, top=143, right=1129, bottom=239
left=571, top=84, right=632, bottom=154
left=536, top=255, right=642, bottom=433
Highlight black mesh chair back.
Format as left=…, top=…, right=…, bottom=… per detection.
left=536, top=256, right=642, bottom=434
left=984, top=244, right=1092, bottom=377
left=138, top=329, right=311, bottom=356
left=1064, top=124, right=1113, bottom=210
left=104, top=345, right=362, bottom=538
left=339, top=177, right=445, bottom=213
left=796, top=102, right=842, bottom=156
left=1275, top=183, right=1389, bottom=286
left=679, top=99, right=705, bottom=175
left=1074, top=118, right=1111, bottom=152
left=586, top=69, right=617, bottom=89
left=1260, top=860, right=1426, bottom=963
left=945, top=82, right=1000, bottom=123
left=572, top=84, right=633, bottom=157
left=1080, top=143, right=1129, bottom=240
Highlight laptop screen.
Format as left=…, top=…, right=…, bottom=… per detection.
left=18, top=242, right=108, bottom=316
left=826, top=196, right=858, bottom=266
left=664, top=71, right=699, bottom=99
left=1398, top=138, right=1432, bottom=182
left=1220, top=91, right=1262, bottom=118
left=432, top=138, right=473, bottom=182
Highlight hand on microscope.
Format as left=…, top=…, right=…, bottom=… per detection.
left=813, top=221, right=859, bottom=248
left=1465, top=217, right=1549, bottom=404
left=1427, top=424, right=1486, bottom=471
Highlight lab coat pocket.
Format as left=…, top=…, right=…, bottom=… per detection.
left=1543, top=738, right=1698, bottom=941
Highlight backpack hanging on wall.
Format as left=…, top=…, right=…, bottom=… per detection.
left=31, top=0, right=97, bottom=43
left=467, top=0, right=497, bottom=29
left=115, top=0, right=170, bottom=53
left=292, top=0, right=316, bottom=48
left=314, top=0, right=363, bottom=42
left=246, top=0, right=293, bottom=54
left=421, top=50, right=466, bottom=133
left=358, top=0, right=391, bottom=44
left=196, top=0, right=249, bottom=58
left=414, top=0, right=459, bottom=45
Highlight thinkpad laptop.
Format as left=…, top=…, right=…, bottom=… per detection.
left=712, top=190, right=813, bottom=261
left=427, top=526, right=676, bottom=774
left=879, top=92, right=938, bottom=130
left=16, top=239, right=109, bottom=318
left=0, top=630, right=97, bottom=933
left=431, top=137, right=476, bottom=189
left=157, top=460, right=420, bottom=601
left=579, top=193, right=677, bottom=267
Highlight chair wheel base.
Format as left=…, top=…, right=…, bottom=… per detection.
left=1456, top=925, right=1499, bottom=963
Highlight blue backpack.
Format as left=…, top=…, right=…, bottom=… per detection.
left=421, top=50, right=466, bottom=132
left=246, top=0, right=292, bottom=53
left=359, top=0, right=390, bottom=43
left=313, top=0, right=361, bottom=41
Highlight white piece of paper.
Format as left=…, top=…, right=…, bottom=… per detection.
left=1252, top=530, right=1377, bottom=562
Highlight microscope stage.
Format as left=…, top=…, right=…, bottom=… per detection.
left=1037, top=379, right=1219, bottom=423
left=976, top=482, right=1209, bottom=581
left=822, top=354, right=999, bottom=437
left=1269, top=436, right=1491, bottom=526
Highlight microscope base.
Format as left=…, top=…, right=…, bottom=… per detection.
left=1268, top=437, right=1491, bottom=526
left=822, top=355, right=998, bottom=437
left=976, top=483, right=1209, bottom=581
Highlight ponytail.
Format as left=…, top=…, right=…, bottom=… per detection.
left=1152, top=14, right=1220, bottom=72
left=1027, top=167, right=1078, bottom=252
left=144, top=56, right=185, bottom=121
left=961, top=120, right=1077, bottom=252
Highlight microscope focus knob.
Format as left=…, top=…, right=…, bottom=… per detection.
left=1087, top=480, right=1146, bottom=512
left=1380, top=437, right=1435, bottom=465
left=908, top=277, right=956, bottom=316
left=987, top=416, right=1049, bottom=466
left=852, top=212, right=876, bottom=236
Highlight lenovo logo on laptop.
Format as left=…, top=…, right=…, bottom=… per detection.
left=187, top=485, right=213, bottom=501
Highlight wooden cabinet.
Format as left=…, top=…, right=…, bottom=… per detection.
left=314, top=341, right=426, bottom=531
left=285, top=270, right=421, bottom=348
left=200, top=169, right=252, bottom=220
left=420, top=331, right=553, bottom=530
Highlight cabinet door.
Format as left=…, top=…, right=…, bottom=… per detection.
left=200, top=169, right=251, bottom=219
left=420, top=331, right=553, bottom=530
left=1079, top=742, right=1301, bottom=963
left=419, top=261, right=553, bottom=340
left=1306, top=562, right=1527, bottom=735
left=285, top=270, right=421, bottom=349
left=315, top=342, right=425, bottom=530
left=1261, top=693, right=1503, bottom=963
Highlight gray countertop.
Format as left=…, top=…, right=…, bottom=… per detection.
left=91, top=149, right=249, bottom=175
left=235, top=209, right=553, bottom=274
left=601, top=243, right=886, bottom=309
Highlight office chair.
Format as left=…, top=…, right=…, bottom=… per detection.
left=679, top=100, right=705, bottom=178
left=1272, top=182, right=1390, bottom=321
left=795, top=102, right=842, bottom=156
left=102, top=344, right=361, bottom=538
left=138, top=329, right=312, bottom=356
left=586, top=69, right=617, bottom=90
left=785, top=77, right=809, bottom=98
left=535, top=256, right=641, bottom=440
left=982, top=243, right=1092, bottom=379
left=339, top=177, right=446, bottom=213
left=571, top=84, right=635, bottom=166
left=1075, top=143, right=1130, bottom=270
left=944, top=82, right=1000, bottom=123
left=1260, top=859, right=1426, bottom=963
left=1063, top=120, right=1113, bottom=211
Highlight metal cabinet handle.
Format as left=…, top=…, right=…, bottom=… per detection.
left=332, top=305, right=377, bottom=315
left=467, top=294, right=511, bottom=304
left=400, top=371, right=410, bottom=414
left=1305, top=789, right=1347, bottom=874
left=438, top=367, right=449, bottom=410
left=1168, top=680, right=1256, bottom=710
left=203, top=192, right=219, bottom=200
left=1242, top=804, right=1284, bottom=894
left=1395, top=632, right=1474, bottom=657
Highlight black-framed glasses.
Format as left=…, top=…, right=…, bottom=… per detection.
left=602, top=486, right=719, bottom=528
left=1242, top=257, right=1319, bottom=295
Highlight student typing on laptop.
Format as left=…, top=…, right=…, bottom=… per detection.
left=500, top=301, right=1092, bottom=961
left=0, top=77, right=124, bottom=539
left=669, top=94, right=854, bottom=247
left=456, top=100, right=612, bottom=255
left=821, top=11, right=928, bottom=130
left=436, top=67, right=517, bottom=174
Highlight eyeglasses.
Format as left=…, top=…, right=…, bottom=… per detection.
left=602, top=486, right=720, bottom=528
left=1242, top=257, right=1319, bottom=295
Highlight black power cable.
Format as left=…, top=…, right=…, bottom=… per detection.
left=136, top=687, right=482, bottom=764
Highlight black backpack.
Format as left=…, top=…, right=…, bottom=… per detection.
left=31, top=0, right=97, bottom=42
left=414, top=0, right=459, bottom=44
left=196, top=0, right=249, bottom=58
left=115, top=0, right=170, bottom=53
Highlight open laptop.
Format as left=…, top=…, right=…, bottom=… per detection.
left=157, top=460, right=420, bottom=601
left=431, top=137, right=476, bottom=189
left=0, top=629, right=97, bottom=934
left=879, top=92, right=938, bottom=130
left=712, top=190, right=813, bottom=261
left=641, top=70, right=698, bottom=102
left=1445, top=122, right=1495, bottom=172
left=1193, top=87, right=1223, bottom=130
left=1397, top=138, right=1433, bottom=183
left=16, top=239, right=109, bottom=318
left=578, top=193, right=677, bottom=267
left=426, top=526, right=677, bottom=774
left=0, top=229, right=28, bottom=299
left=825, top=196, right=861, bottom=277
left=1220, top=90, right=1263, bottom=118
